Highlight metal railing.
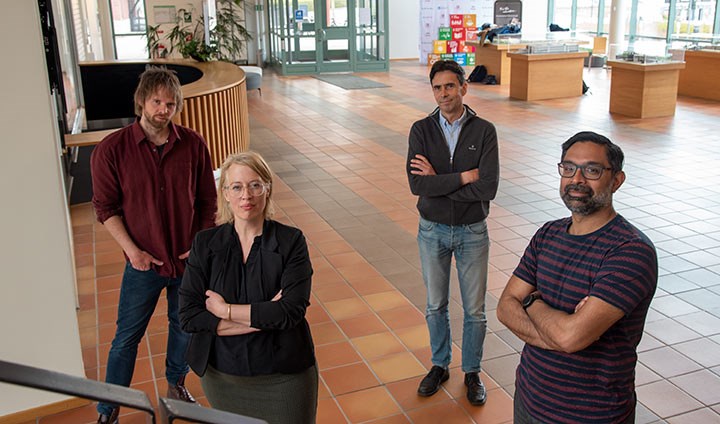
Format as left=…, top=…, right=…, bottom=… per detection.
left=0, top=359, right=266, bottom=423
left=159, top=397, right=266, bottom=424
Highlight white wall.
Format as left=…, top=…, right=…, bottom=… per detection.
left=390, top=0, right=420, bottom=59
left=0, top=0, right=84, bottom=416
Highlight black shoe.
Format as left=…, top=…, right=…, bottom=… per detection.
left=417, top=366, right=449, bottom=397
left=97, top=407, right=119, bottom=424
left=465, top=372, right=487, bottom=406
left=167, top=375, right=197, bottom=403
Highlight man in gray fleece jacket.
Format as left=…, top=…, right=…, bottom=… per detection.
left=407, top=60, right=499, bottom=406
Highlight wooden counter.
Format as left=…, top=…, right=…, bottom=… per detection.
left=465, top=41, right=526, bottom=84
left=677, top=49, right=720, bottom=101
left=507, top=51, right=588, bottom=101
left=607, top=60, right=685, bottom=118
left=66, top=60, right=249, bottom=168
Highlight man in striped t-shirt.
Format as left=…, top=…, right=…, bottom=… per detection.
left=497, top=132, right=658, bottom=423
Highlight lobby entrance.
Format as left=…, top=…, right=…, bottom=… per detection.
left=268, top=0, right=388, bottom=75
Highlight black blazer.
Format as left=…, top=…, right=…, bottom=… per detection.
left=179, top=220, right=315, bottom=376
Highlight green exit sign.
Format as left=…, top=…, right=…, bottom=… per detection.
left=255, top=4, right=263, bottom=11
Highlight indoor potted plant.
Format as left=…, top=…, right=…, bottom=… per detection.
left=148, top=0, right=251, bottom=63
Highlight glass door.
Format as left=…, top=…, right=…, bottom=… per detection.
left=354, top=0, right=388, bottom=72
left=317, top=0, right=352, bottom=72
left=268, top=0, right=388, bottom=74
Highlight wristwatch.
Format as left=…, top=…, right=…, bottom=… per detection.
left=522, top=292, right=542, bottom=310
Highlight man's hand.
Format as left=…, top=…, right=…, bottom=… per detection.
left=205, top=290, right=228, bottom=319
left=178, top=250, right=190, bottom=260
left=128, top=249, right=163, bottom=271
left=460, top=168, right=479, bottom=185
left=271, top=290, right=282, bottom=301
left=410, top=154, right=437, bottom=176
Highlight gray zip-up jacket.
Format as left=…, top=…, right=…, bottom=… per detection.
left=406, top=105, right=499, bottom=226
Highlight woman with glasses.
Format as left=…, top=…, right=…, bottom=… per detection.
left=179, top=151, right=317, bottom=424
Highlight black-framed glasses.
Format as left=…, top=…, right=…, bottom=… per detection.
left=557, top=162, right=613, bottom=180
left=224, top=181, right=270, bottom=198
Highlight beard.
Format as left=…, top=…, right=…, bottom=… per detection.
left=561, top=183, right=612, bottom=216
left=142, top=110, right=170, bottom=130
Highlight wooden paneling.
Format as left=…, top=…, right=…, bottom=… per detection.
left=174, top=60, right=249, bottom=168
left=507, top=52, right=588, bottom=101
left=677, top=50, right=720, bottom=101
left=608, top=60, right=685, bottom=118
left=177, top=80, right=248, bottom=167
left=465, top=41, right=526, bottom=85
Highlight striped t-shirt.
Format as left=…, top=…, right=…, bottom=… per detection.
left=513, top=215, right=658, bottom=424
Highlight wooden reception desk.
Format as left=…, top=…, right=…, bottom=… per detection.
left=66, top=59, right=249, bottom=168
left=465, top=41, right=526, bottom=85
left=607, top=60, right=685, bottom=118
left=677, top=49, right=720, bottom=101
left=507, top=51, right=588, bottom=101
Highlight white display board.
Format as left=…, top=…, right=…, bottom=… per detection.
left=419, top=0, right=495, bottom=64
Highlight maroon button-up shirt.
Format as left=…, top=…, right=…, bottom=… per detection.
left=91, top=120, right=217, bottom=278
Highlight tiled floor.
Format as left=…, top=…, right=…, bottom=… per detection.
left=47, top=61, right=720, bottom=423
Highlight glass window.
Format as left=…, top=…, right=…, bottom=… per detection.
left=673, top=0, right=717, bottom=38
left=327, top=0, right=348, bottom=27
left=601, top=1, right=612, bottom=34
left=576, top=0, right=600, bottom=33
left=109, top=0, right=147, bottom=59
left=552, top=0, right=573, bottom=29
left=633, top=0, right=670, bottom=55
left=636, top=0, right=669, bottom=39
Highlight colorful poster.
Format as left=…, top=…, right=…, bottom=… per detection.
left=433, top=40, right=448, bottom=54
left=452, top=27, right=465, bottom=41
left=427, top=53, right=442, bottom=65
left=438, top=27, right=452, bottom=40
left=466, top=28, right=478, bottom=41
left=420, top=0, right=494, bottom=64
left=463, top=14, right=477, bottom=28
left=453, top=53, right=467, bottom=65
left=460, top=40, right=475, bottom=53
left=450, top=14, right=464, bottom=28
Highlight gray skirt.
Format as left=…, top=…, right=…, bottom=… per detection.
left=201, top=364, right=318, bottom=424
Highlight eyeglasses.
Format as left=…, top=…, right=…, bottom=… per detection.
left=557, top=162, right=613, bottom=180
left=224, top=181, right=270, bottom=197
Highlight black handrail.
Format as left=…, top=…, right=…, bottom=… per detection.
left=158, top=397, right=267, bottom=424
left=0, top=359, right=155, bottom=423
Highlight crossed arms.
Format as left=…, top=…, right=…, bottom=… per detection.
left=204, top=289, right=282, bottom=336
left=496, top=275, right=625, bottom=353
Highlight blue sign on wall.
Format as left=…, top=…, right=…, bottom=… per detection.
left=295, top=9, right=304, bottom=21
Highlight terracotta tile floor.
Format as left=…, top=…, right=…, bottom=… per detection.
left=53, top=61, right=720, bottom=423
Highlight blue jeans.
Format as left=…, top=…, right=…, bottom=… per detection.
left=97, top=263, right=190, bottom=415
left=417, top=217, right=489, bottom=373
